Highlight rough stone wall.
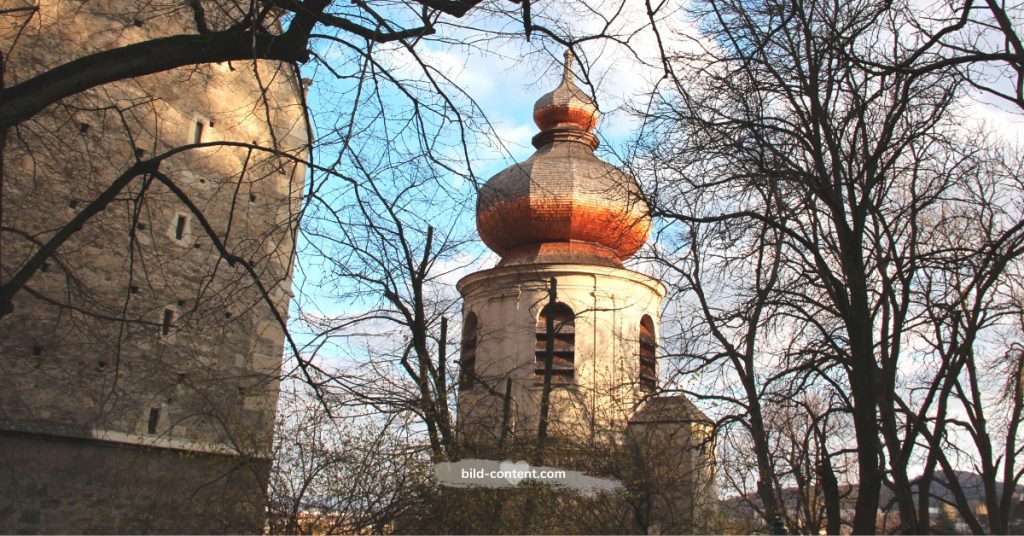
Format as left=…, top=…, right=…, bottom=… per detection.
left=0, top=1, right=306, bottom=532
left=0, top=431, right=270, bottom=534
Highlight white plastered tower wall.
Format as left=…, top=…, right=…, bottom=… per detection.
left=457, top=263, right=665, bottom=446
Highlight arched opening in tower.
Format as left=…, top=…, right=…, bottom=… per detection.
left=640, top=314, right=657, bottom=392
left=535, top=303, right=575, bottom=384
left=460, top=312, right=478, bottom=390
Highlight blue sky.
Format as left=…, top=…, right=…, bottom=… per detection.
left=284, top=2, right=1024, bottom=385
left=282, top=5, right=1024, bottom=476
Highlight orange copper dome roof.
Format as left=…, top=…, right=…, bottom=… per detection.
left=476, top=50, right=651, bottom=267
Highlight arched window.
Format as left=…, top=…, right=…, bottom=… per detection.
left=459, top=313, right=478, bottom=389
left=535, top=303, right=575, bottom=384
left=640, top=315, right=657, bottom=392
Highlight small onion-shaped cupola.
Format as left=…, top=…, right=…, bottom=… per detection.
left=476, top=50, right=651, bottom=267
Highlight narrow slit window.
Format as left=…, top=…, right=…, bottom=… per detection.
left=174, top=215, right=187, bottom=241
left=460, top=313, right=478, bottom=390
left=161, top=308, right=174, bottom=336
left=535, top=303, right=575, bottom=384
left=640, top=315, right=657, bottom=393
left=193, top=121, right=204, bottom=143
left=147, top=408, right=160, bottom=434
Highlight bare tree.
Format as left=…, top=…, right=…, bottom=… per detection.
left=635, top=0, right=1024, bottom=532
left=294, top=147, right=473, bottom=460
left=267, top=386, right=430, bottom=534
left=0, top=0, right=658, bottom=531
left=0, top=0, right=499, bottom=133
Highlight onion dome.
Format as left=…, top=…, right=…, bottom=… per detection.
left=476, top=50, right=651, bottom=267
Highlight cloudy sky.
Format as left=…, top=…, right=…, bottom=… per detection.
left=286, top=0, right=1024, bottom=403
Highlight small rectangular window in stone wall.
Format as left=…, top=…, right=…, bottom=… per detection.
left=161, top=308, right=175, bottom=336
left=147, top=407, right=160, bottom=434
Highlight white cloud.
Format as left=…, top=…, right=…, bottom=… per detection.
left=958, top=94, right=1024, bottom=144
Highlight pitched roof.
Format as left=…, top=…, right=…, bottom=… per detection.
left=628, top=395, right=711, bottom=424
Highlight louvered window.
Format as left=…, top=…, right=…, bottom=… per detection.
left=535, top=303, right=575, bottom=384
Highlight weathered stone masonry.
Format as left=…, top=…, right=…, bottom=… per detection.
left=0, top=2, right=306, bottom=532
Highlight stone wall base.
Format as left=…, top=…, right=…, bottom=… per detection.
left=0, top=430, right=269, bottom=534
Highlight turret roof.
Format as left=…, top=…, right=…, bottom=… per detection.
left=475, top=50, right=651, bottom=267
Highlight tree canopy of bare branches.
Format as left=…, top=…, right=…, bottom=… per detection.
left=639, top=0, right=1024, bottom=533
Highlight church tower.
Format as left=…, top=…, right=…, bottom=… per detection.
left=449, top=51, right=716, bottom=535
left=457, top=50, right=666, bottom=450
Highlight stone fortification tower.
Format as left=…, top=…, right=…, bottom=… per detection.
left=0, top=2, right=305, bottom=532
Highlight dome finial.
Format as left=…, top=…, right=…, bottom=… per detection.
left=563, top=49, right=575, bottom=82
left=532, top=48, right=600, bottom=136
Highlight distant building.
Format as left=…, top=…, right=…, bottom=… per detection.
left=0, top=2, right=305, bottom=532
left=267, top=509, right=394, bottom=535
left=455, top=50, right=715, bottom=533
left=717, top=470, right=1024, bottom=534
